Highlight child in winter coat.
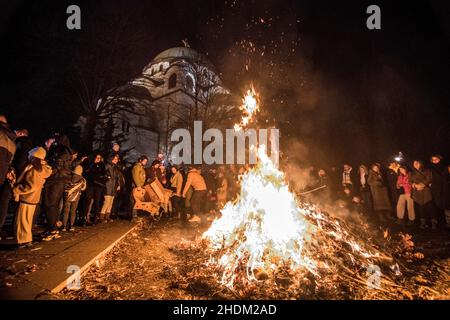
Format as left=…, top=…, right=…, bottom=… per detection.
left=62, top=165, right=86, bottom=231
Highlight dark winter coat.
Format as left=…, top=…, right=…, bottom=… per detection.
left=386, top=169, right=400, bottom=205
left=46, top=135, right=73, bottom=186
left=430, top=163, right=447, bottom=210
left=47, top=135, right=72, bottom=172
left=409, top=168, right=433, bottom=206
left=0, top=123, right=16, bottom=186
left=104, top=163, right=121, bottom=196
left=85, top=162, right=107, bottom=188
left=367, top=170, right=392, bottom=211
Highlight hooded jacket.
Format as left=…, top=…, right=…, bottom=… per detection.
left=13, top=162, right=52, bottom=205
left=0, top=122, right=16, bottom=185
left=48, top=135, right=72, bottom=168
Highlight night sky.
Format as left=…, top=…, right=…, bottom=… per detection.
left=1, top=0, right=449, bottom=168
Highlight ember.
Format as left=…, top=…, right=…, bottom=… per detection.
left=182, top=86, right=449, bottom=299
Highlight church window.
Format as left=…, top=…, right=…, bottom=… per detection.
left=168, top=73, right=177, bottom=89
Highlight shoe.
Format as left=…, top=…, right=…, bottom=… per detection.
left=188, top=215, right=201, bottom=223
left=406, top=220, right=415, bottom=227
left=61, top=226, right=67, bottom=232
left=395, top=219, right=404, bottom=225
left=18, top=242, right=33, bottom=249
left=69, top=227, right=75, bottom=232
left=97, top=213, right=106, bottom=224
left=42, top=231, right=61, bottom=242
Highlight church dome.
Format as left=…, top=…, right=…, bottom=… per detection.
left=153, top=47, right=208, bottom=61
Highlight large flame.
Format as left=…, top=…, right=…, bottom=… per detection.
left=203, top=146, right=317, bottom=288
left=202, top=85, right=382, bottom=290
left=234, top=85, right=260, bottom=131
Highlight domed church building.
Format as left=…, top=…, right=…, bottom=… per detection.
left=94, top=47, right=229, bottom=162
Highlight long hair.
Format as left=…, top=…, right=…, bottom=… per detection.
left=413, top=160, right=424, bottom=171
left=30, top=156, right=43, bottom=172
left=359, top=164, right=368, bottom=175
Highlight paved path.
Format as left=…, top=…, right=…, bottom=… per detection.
left=0, top=220, right=137, bottom=300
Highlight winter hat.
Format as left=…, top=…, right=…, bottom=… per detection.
left=73, top=165, right=83, bottom=176
left=28, top=147, right=46, bottom=160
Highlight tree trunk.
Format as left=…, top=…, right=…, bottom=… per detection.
left=81, top=112, right=98, bottom=154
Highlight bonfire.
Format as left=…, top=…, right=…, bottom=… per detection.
left=173, top=85, right=448, bottom=300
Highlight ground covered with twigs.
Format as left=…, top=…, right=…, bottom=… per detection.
left=58, top=212, right=449, bottom=300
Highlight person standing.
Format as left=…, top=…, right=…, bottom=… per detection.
left=170, top=165, right=184, bottom=219
left=111, top=159, right=126, bottom=220
left=99, top=154, right=120, bottom=223
left=387, top=162, right=401, bottom=215
left=358, top=165, right=373, bottom=216
left=42, top=134, right=73, bottom=241
left=0, top=115, right=16, bottom=186
left=146, top=160, right=160, bottom=183
left=82, top=154, right=106, bottom=225
left=0, top=115, right=17, bottom=239
left=342, top=164, right=356, bottom=192
left=410, top=160, right=436, bottom=229
left=130, top=155, right=148, bottom=220
left=396, top=166, right=415, bottom=226
left=182, top=166, right=207, bottom=223
left=13, top=147, right=51, bottom=247
left=62, top=165, right=86, bottom=231
left=430, top=155, right=446, bottom=224
left=367, top=164, right=392, bottom=223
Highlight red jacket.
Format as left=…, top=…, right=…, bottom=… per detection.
left=397, top=174, right=412, bottom=195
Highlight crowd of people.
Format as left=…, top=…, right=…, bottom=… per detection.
left=0, top=114, right=449, bottom=248
left=304, top=157, right=450, bottom=231
left=0, top=115, right=246, bottom=247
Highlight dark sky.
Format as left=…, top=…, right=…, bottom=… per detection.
left=1, top=0, right=449, bottom=167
